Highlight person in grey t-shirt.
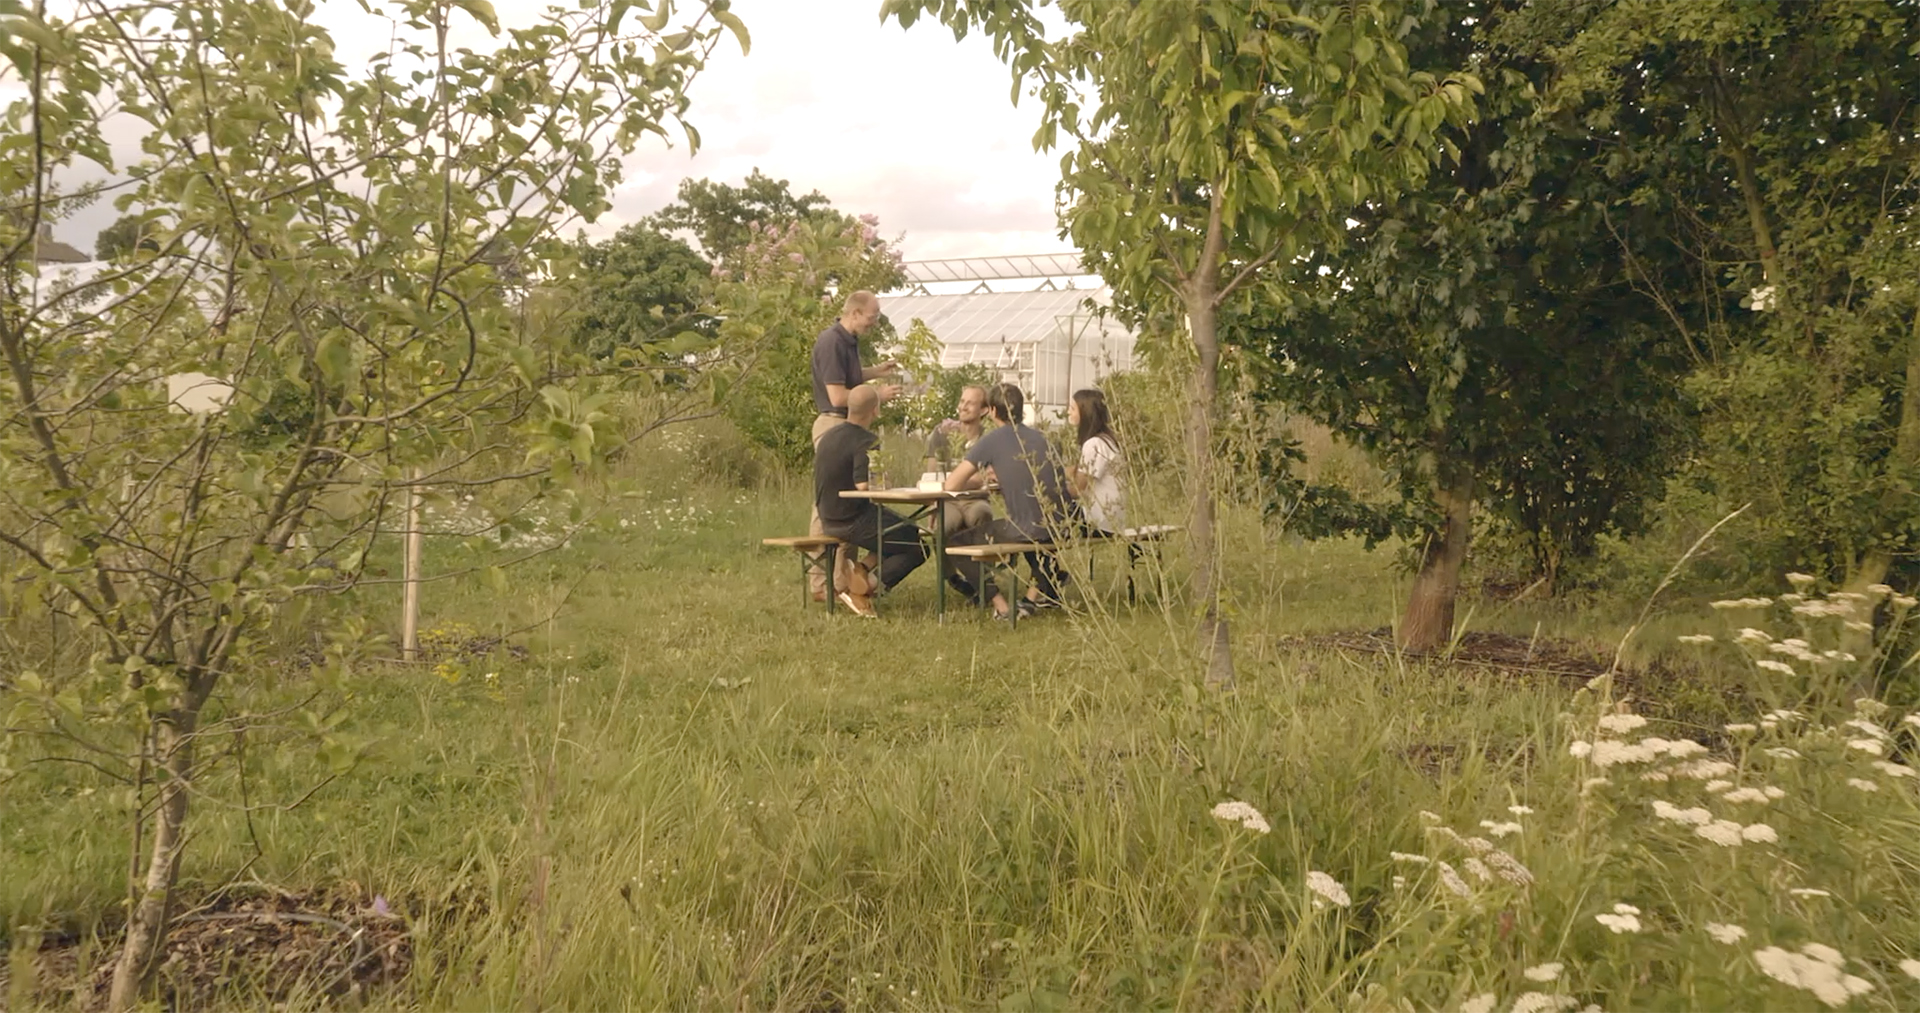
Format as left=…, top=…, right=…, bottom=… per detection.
left=942, top=383, right=1080, bottom=619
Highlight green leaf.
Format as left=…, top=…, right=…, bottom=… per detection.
left=451, top=0, right=499, bottom=35
left=713, top=7, right=750, bottom=55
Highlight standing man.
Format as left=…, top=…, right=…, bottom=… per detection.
left=816, top=385, right=927, bottom=618
left=808, top=290, right=900, bottom=599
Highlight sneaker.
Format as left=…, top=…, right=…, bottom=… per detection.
left=947, top=575, right=979, bottom=599
left=837, top=591, right=879, bottom=619
left=1015, top=600, right=1039, bottom=619
left=845, top=561, right=875, bottom=596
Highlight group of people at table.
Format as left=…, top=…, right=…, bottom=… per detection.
left=806, top=290, right=1126, bottom=620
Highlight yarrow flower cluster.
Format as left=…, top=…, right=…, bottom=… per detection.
left=1752, top=944, right=1874, bottom=1007
left=1210, top=800, right=1270, bottom=834
left=1595, top=903, right=1643, bottom=933
left=1705, top=922, right=1749, bottom=944
left=1305, top=870, right=1350, bottom=909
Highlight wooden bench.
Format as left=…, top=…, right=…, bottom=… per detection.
left=945, top=542, right=1052, bottom=626
left=761, top=536, right=849, bottom=613
left=1101, top=525, right=1182, bottom=605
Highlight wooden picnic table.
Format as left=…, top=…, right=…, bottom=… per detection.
left=839, top=485, right=993, bottom=619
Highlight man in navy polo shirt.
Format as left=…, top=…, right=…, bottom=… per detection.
left=806, top=290, right=900, bottom=598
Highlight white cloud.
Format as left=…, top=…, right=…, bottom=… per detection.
left=32, top=0, right=1069, bottom=261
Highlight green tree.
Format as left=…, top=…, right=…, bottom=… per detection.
left=94, top=211, right=160, bottom=260
left=1247, top=3, right=1697, bottom=646
left=567, top=221, right=714, bottom=364
left=718, top=212, right=906, bottom=467
left=0, top=0, right=744, bottom=1005
left=652, top=167, right=838, bottom=264
left=884, top=0, right=1479, bottom=684
left=1538, top=0, right=1920, bottom=603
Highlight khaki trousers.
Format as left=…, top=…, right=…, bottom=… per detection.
left=808, top=413, right=848, bottom=596
left=933, top=498, right=994, bottom=579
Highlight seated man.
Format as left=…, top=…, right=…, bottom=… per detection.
left=814, top=384, right=928, bottom=618
left=925, top=383, right=996, bottom=535
left=943, top=383, right=1079, bottom=620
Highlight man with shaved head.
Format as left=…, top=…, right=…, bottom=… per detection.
left=814, top=383, right=926, bottom=617
left=806, top=290, right=901, bottom=599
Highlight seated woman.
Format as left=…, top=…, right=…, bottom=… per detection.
left=942, top=383, right=1079, bottom=620
left=1067, top=388, right=1125, bottom=535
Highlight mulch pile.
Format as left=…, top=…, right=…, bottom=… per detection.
left=9, top=885, right=411, bottom=1011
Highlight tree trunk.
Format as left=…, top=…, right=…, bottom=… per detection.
left=1185, top=295, right=1235, bottom=690
left=1400, top=473, right=1474, bottom=653
left=109, top=711, right=196, bottom=1010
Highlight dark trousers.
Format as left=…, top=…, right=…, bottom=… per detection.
left=824, top=506, right=926, bottom=592
left=947, top=518, right=1068, bottom=603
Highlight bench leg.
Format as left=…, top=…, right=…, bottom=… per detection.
left=1126, top=542, right=1143, bottom=607
left=825, top=544, right=838, bottom=614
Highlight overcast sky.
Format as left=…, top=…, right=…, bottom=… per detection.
left=36, top=0, right=1073, bottom=263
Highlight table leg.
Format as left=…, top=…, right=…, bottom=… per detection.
left=934, top=504, right=947, bottom=621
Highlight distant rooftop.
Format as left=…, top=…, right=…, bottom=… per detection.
left=898, top=252, right=1098, bottom=295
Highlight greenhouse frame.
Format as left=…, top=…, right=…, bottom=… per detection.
left=883, top=254, right=1138, bottom=420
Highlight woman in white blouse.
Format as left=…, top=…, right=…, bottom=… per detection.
left=1067, top=388, right=1125, bottom=534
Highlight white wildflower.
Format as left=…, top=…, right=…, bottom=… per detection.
left=1764, top=747, right=1803, bottom=760
left=1765, top=786, right=1786, bottom=798
left=1899, top=959, right=1920, bottom=980
left=1580, top=777, right=1611, bottom=795
left=1651, top=800, right=1713, bottom=825
left=1790, top=888, right=1832, bottom=898
left=1437, top=861, right=1474, bottom=898
left=1844, top=619, right=1874, bottom=633
left=1665, top=739, right=1708, bottom=759
left=1695, top=820, right=1746, bottom=846
left=1511, top=992, right=1577, bottom=1013
left=1392, top=874, right=1407, bottom=890
left=1613, top=903, right=1641, bottom=914
left=1568, top=740, right=1593, bottom=759
left=1464, top=857, right=1493, bottom=883
left=1866, top=583, right=1894, bottom=596
left=1906, top=714, right=1920, bottom=729
left=1894, top=595, right=1919, bottom=609
left=1305, top=870, right=1350, bottom=909
left=1508, top=805, right=1534, bottom=815
left=1756, top=660, right=1797, bottom=675
left=1765, top=709, right=1805, bottom=723
left=1713, top=597, right=1773, bottom=609
left=1705, top=922, right=1748, bottom=944
left=1590, top=740, right=1660, bottom=768
left=1460, top=994, right=1498, bottom=1013
left=1802, top=943, right=1844, bottom=966
left=1821, top=650, right=1857, bottom=662
left=1595, top=910, right=1643, bottom=933
left=1639, top=768, right=1671, bottom=783
left=1720, top=787, right=1772, bottom=804
left=1210, top=800, right=1271, bottom=833
left=1751, top=944, right=1873, bottom=1008
left=1844, top=718, right=1891, bottom=740
left=1419, top=810, right=1443, bottom=823
left=1724, top=723, right=1758, bottom=734
left=1484, top=849, right=1535, bottom=886
left=1639, top=736, right=1672, bottom=754
left=1706, top=780, right=1734, bottom=793
left=1846, top=738, right=1885, bottom=756
left=1735, top=627, right=1773, bottom=644
left=1741, top=823, right=1778, bottom=843
left=1480, top=820, right=1523, bottom=838
left=1673, top=759, right=1737, bottom=779
left=1872, top=760, right=1916, bottom=778
left=1786, top=572, right=1816, bottom=588
left=1390, top=851, right=1432, bottom=865
left=1598, top=713, right=1648, bottom=734
left=1677, top=634, right=1715, bottom=644
left=1463, top=836, right=1496, bottom=854
left=1846, top=778, right=1880, bottom=792
left=1523, top=962, right=1565, bottom=983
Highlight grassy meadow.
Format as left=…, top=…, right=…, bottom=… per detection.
left=5, top=425, right=1920, bottom=1012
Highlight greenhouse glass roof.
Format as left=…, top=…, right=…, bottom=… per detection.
left=880, top=285, right=1119, bottom=352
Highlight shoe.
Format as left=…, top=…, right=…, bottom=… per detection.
left=845, top=561, right=875, bottom=597
left=992, top=606, right=1018, bottom=624
left=838, top=591, right=879, bottom=619
left=1016, top=600, right=1039, bottom=619
left=947, top=575, right=979, bottom=599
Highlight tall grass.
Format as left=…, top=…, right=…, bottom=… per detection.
left=4, top=419, right=1919, bottom=1011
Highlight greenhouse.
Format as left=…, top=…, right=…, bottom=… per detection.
left=884, top=253, right=1138, bottom=419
